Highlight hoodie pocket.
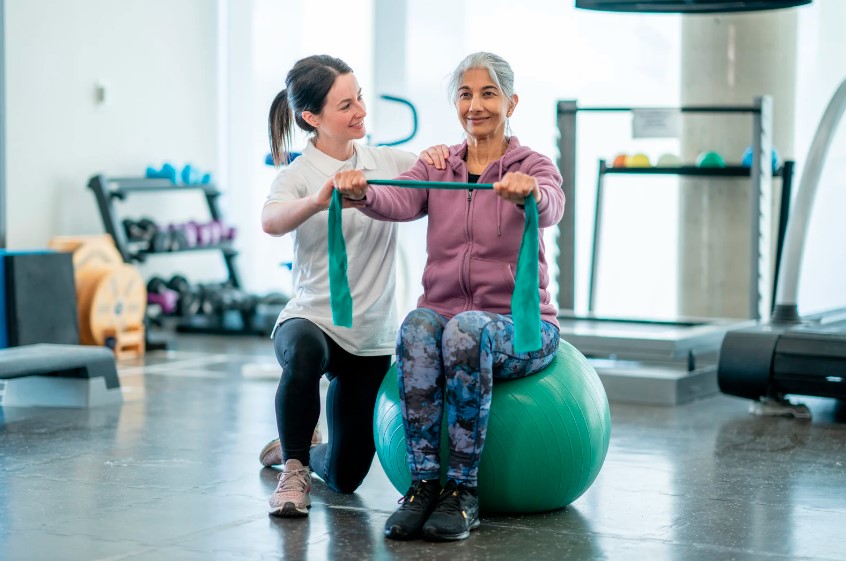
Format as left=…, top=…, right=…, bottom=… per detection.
left=422, top=256, right=464, bottom=306
left=468, top=258, right=515, bottom=311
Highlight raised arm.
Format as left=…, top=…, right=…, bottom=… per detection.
left=334, top=160, right=434, bottom=222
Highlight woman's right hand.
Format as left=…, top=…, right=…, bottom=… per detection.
left=312, top=176, right=337, bottom=211
left=333, top=169, right=370, bottom=200
left=420, top=144, right=450, bottom=170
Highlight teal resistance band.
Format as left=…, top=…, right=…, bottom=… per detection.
left=328, top=190, right=353, bottom=327
left=327, top=180, right=542, bottom=352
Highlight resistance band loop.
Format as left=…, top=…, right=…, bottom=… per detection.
left=327, top=180, right=542, bottom=352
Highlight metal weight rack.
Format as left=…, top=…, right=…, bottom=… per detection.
left=554, top=97, right=792, bottom=405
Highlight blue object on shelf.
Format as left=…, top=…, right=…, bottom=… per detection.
left=265, top=152, right=302, bottom=166
left=145, top=163, right=178, bottom=183
left=741, top=145, right=780, bottom=171
left=181, top=164, right=199, bottom=185
left=180, top=164, right=213, bottom=185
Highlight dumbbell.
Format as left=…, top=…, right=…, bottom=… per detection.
left=167, top=275, right=201, bottom=317
left=238, top=291, right=260, bottom=313
left=123, top=218, right=159, bottom=243
left=181, top=221, right=201, bottom=247
left=193, top=283, right=219, bottom=316
left=194, top=222, right=212, bottom=246
left=147, top=277, right=179, bottom=315
left=146, top=163, right=178, bottom=183
left=216, top=287, right=252, bottom=313
left=166, top=224, right=189, bottom=251
left=208, top=221, right=224, bottom=244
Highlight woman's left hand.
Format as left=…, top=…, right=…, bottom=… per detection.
left=494, top=172, right=541, bottom=204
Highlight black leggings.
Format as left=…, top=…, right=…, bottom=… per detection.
left=273, top=318, right=390, bottom=493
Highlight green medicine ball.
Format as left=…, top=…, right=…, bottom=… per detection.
left=696, top=151, right=726, bottom=168
left=372, top=341, right=611, bottom=514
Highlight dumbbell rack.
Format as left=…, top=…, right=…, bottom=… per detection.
left=87, top=174, right=256, bottom=338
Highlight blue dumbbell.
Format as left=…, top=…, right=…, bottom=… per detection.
left=741, top=146, right=780, bottom=172
left=146, top=163, right=178, bottom=183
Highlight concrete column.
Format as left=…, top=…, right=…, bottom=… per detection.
left=678, top=10, right=797, bottom=319
left=372, top=0, right=408, bottom=144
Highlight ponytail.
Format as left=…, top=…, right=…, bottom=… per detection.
left=268, top=89, right=294, bottom=167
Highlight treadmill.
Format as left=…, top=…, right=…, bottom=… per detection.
left=717, top=77, right=846, bottom=417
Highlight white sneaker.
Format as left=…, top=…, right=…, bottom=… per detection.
left=259, top=427, right=322, bottom=468
left=268, top=459, right=312, bottom=517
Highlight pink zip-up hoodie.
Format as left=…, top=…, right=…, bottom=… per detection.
left=360, top=137, right=565, bottom=327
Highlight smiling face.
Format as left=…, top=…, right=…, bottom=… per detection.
left=304, top=72, right=367, bottom=143
left=455, top=68, right=516, bottom=143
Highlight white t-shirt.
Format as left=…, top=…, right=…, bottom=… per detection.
left=265, top=140, right=417, bottom=356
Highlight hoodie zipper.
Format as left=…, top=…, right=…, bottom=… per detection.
left=460, top=144, right=510, bottom=307
left=496, top=158, right=504, bottom=237
left=460, top=170, right=472, bottom=307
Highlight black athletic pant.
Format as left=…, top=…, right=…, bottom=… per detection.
left=273, top=318, right=390, bottom=493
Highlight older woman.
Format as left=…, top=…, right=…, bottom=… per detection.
left=333, top=52, right=564, bottom=542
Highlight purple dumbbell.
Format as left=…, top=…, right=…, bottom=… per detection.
left=181, top=221, right=200, bottom=247
left=148, top=289, right=179, bottom=315
left=208, top=220, right=223, bottom=245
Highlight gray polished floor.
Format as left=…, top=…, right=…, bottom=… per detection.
left=1, top=335, right=845, bottom=561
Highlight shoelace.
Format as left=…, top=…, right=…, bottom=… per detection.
left=278, top=468, right=309, bottom=493
left=398, top=481, right=438, bottom=511
left=434, top=488, right=464, bottom=516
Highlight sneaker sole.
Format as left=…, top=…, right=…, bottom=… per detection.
left=268, top=501, right=310, bottom=517
left=422, top=518, right=480, bottom=541
left=384, top=525, right=421, bottom=541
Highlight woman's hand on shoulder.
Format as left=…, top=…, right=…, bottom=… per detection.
left=420, top=144, right=450, bottom=170
left=494, top=171, right=541, bottom=205
left=333, top=169, right=369, bottom=201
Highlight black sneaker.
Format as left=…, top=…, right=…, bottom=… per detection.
left=422, top=480, right=480, bottom=541
left=384, top=480, right=442, bottom=540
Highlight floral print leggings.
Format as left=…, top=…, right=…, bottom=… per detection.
left=396, top=308, right=560, bottom=486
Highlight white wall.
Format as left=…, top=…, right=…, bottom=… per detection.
left=792, top=0, right=846, bottom=315
left=5, top=0, right=222, bottom=281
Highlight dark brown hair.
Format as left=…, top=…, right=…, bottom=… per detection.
left=267, top=55, right=354, bottom=166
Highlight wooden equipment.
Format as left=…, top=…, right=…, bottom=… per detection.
left=48, top=235, right=146, bottom=360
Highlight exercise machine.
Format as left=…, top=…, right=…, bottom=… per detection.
left=718, top=77, right=846, bottom=418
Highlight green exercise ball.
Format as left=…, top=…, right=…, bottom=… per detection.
left=372, top=341, right=611, bottom=514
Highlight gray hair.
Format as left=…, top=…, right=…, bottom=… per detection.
left=447, top=52, right=516, bottom=104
